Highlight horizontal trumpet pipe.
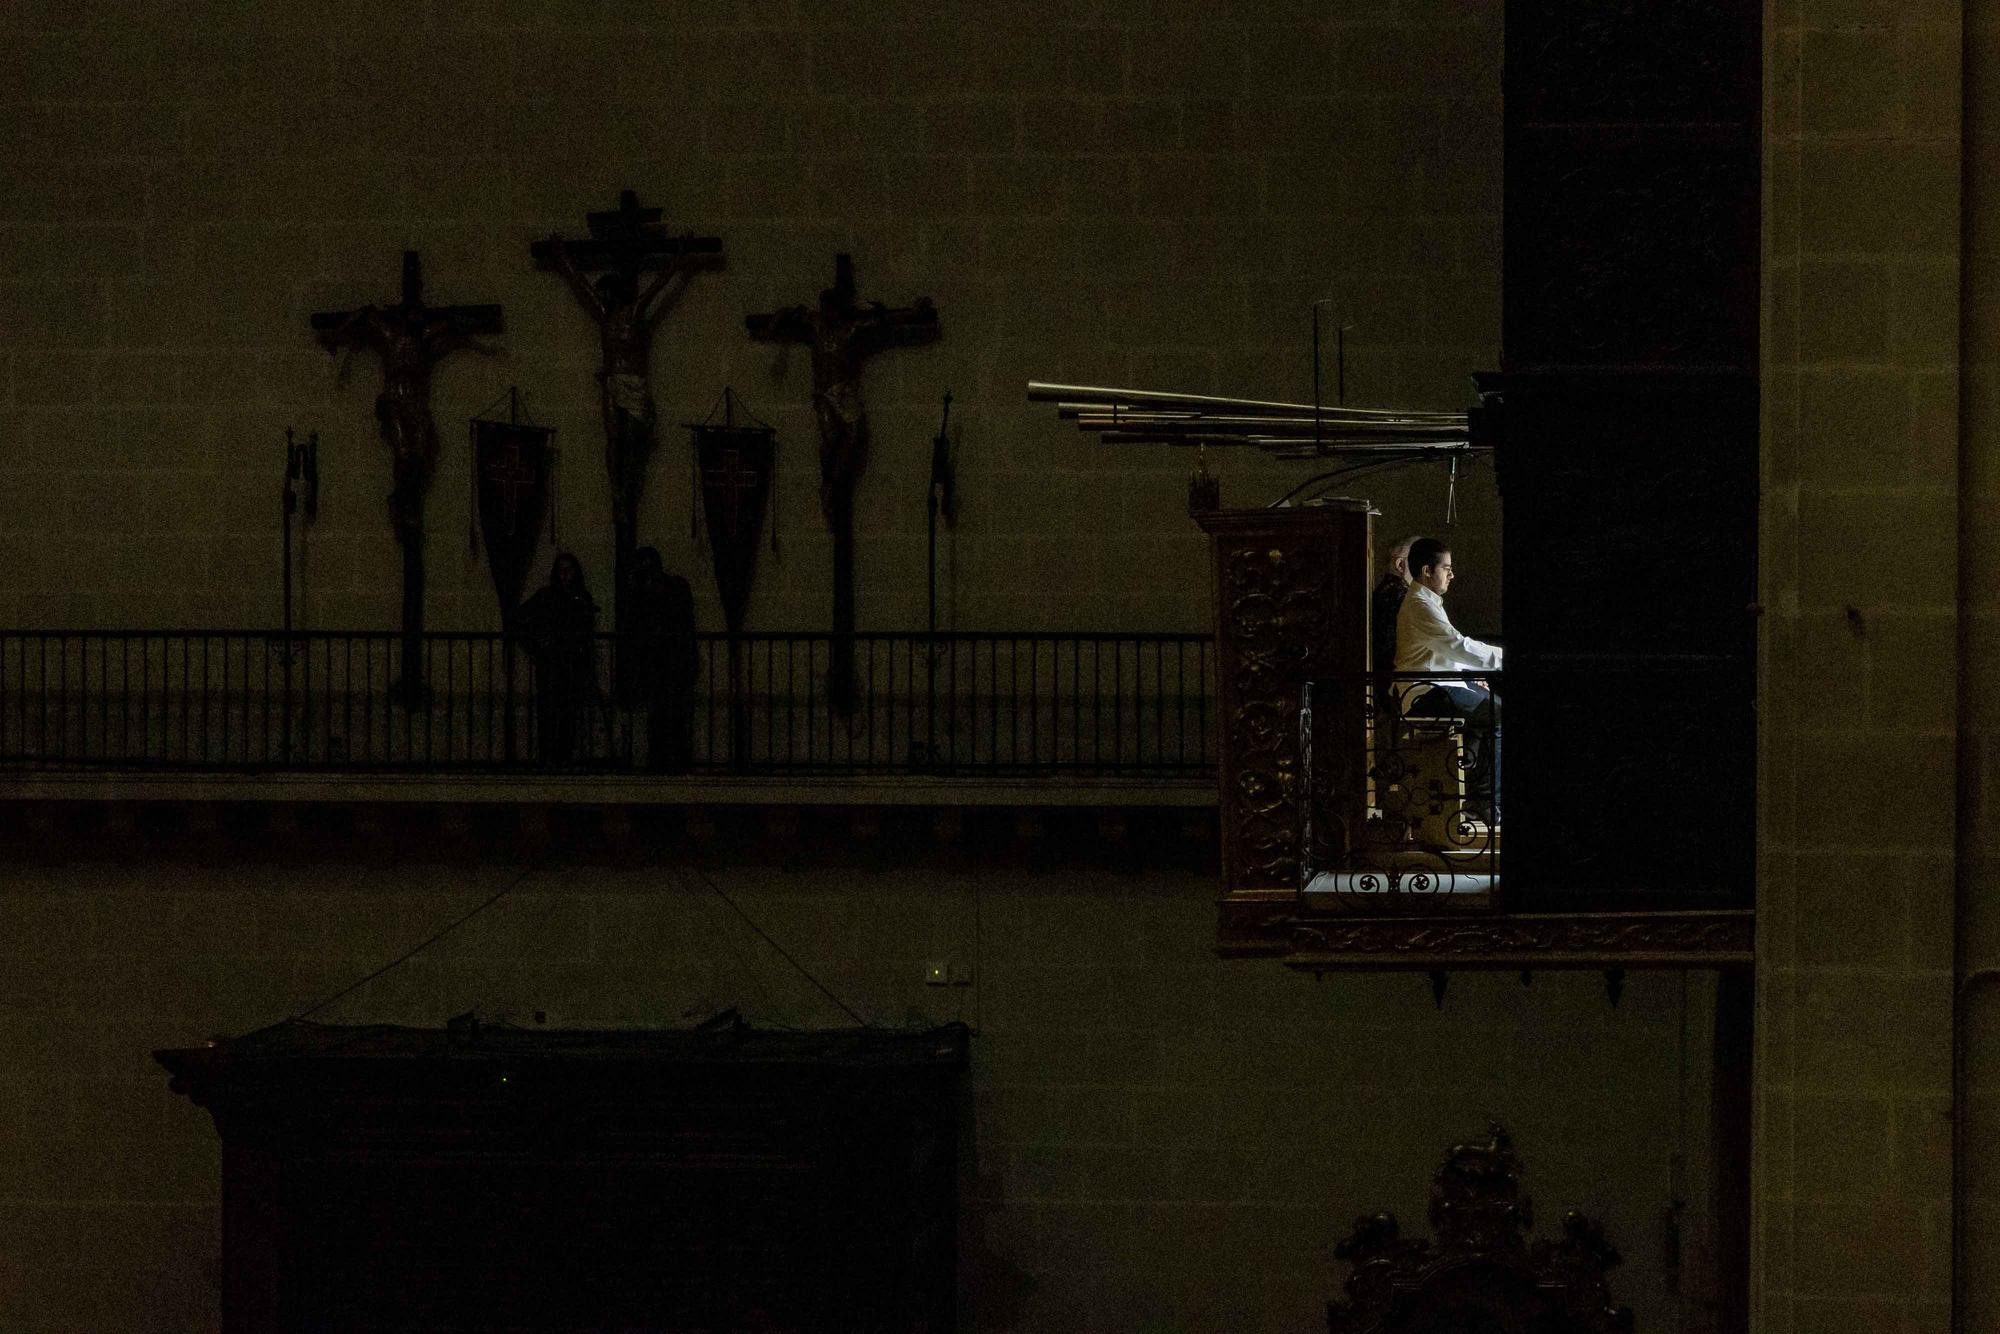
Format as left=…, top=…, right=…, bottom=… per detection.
left=1068, top=409, right=1463, bottom=427
left=1056, top=403, right=1463, bottom=427
left=1089, top=435, right=1472, bottom=450
left=1076, top=422, right=1469, bottom=446
left=1072, top=412, right=1466, bottom=431
left=1030, top=380, right=1467, bottom=421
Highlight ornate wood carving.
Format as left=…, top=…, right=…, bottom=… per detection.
left=1328, top=1124, right=1633, bottom=1334
left=1217, top=902, right=1753, bottom=968
left=1197, top=504, right=1371, bottom=894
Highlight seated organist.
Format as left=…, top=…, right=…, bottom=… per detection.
left=1394, top=537, right=1502, bottom=824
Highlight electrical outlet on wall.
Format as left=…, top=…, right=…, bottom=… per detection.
left=925, top=961, right=973, bottom=987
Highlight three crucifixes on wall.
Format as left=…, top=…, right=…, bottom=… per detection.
left=314, top=192, right=942, bottom=717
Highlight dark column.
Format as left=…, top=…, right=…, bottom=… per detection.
left=1501, top=5, right=1762, bottom=909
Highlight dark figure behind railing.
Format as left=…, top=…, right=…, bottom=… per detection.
left=515, top=554, right=599, bottom=769
left=623, top=547, right=698, bottom=773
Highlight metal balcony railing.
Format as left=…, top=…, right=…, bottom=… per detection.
left=1300, top=670, right=1501, bottom=907
left=0, top=630, right=1215, bottom=778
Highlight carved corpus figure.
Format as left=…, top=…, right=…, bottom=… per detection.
left=746, top=254, right=939, bottom=713
left=533, top=191, right=722, bottom=658
left=312, top=251, right=501, bottom=707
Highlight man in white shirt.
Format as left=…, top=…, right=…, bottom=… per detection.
left=1394, top=537, right=1501, bottom=822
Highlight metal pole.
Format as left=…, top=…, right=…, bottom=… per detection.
left=282, top=430, right=295, bottom=647
left=927, top=482, right=938, bottom=767
left=925, top=391, right=952, bottom=770
left=280, top=430, right=295, bottom=760
left=1312, top=306, right=1323, bottom=453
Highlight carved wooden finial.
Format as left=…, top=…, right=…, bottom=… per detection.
left=1328, top=1125, right=1633, bottom=1334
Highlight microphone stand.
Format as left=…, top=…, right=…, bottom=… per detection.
left=282, top=428, right=297, bottom=659
left=279, top=429, right=316, bottom=760
left=925, top=391, right=952, bottom=770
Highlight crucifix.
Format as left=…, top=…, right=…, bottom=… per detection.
left=312, top=250, right=501, bottom=707
left=746, top=254, right=939, bottom=713
left=533, top=190, right=723, bottom=656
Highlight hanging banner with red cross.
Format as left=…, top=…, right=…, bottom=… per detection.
left=691, top=405, right=776, bottom=636
left=472, top=415, right=556, bottom=624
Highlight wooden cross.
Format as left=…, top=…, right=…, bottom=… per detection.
left=312, top=250, right=502, bottom=705
left=746, top=254, right=939, bottom=713
left=529, top=189, right=722, bottom=275
left=534, top=190, right=724, bottom=650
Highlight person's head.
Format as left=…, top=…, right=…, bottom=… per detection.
left=551, top=552, right=584, bottom=589
left=1407, top=537, right=1453, bottom=594
left=1388, top=535, right=1419, bottom=585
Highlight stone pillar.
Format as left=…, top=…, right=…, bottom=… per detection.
left=1962, top=2, right=2000, bottom=1324
left=1761, top=3, right=1961, bottom=1328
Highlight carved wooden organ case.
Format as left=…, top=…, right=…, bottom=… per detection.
left=1196, top=503, right=1370, bottom=928
left=1195, top=498, right=1754, bottom=971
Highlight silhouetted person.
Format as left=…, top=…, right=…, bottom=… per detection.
left=518, top=552, right=598, bottom=767
left=1371, top=534, right=1420, bottom=680
left=625, top=546, right=699, bottom=772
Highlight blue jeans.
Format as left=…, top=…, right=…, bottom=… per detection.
left=1407, top=684, right=1500, bottom=822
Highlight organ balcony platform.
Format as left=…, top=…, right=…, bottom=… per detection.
left=1193, top=501, right=1750, bottom=973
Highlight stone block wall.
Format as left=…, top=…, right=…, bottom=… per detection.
left=0, top=0, right=1504, bottom=638
left=1761, top=0, right=1962, bottom=1329
left=1963, top=0, right=2000, bottom=1327
left=0, top=838, right=1710, bottom=1333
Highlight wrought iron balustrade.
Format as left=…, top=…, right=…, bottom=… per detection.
left=1299, top=670, right=1501, bottom=907
left=0, top=630, right=1214, bottom=778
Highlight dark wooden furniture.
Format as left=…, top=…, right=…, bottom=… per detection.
left=1195, top=500, right=1372, bottom=903
left=1328, top=1125, right=1632, bottom=1334
left=158, top=1019, right=968, bottom=1333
